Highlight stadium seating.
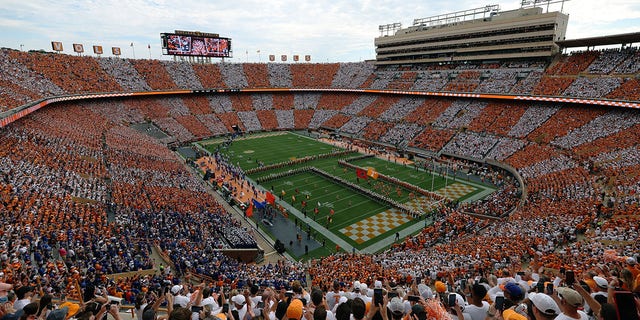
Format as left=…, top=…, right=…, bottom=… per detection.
left=0, top=48, right=639, bottom=315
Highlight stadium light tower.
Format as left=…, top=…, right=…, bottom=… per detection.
left=20, top=44, right=24, bottom=51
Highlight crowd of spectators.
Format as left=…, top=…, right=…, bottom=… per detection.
left=293, top=109, right=314, bottom=129
left=230, top=95, right=254, bottom=112
left=379, top=123, right=423, bottom=147
left=340, top=96, right=377, bottom=116
left=290, top=64, right=339, bottom=88
left=316, top=93, right=359, bottom=111
left=272, top=93, right=295, bottom=110
left=484, top=137, right=528, bottom=162
left=0, top=49, right=64, bottom=111
left=153, top=117, right=196, bottom=143
left=267, top=64, right=293, bottom=88
left=441, top=132, right=500, bottom=160
left=546, top=51, right=599, bottom=75
left=237, top=111, right=263, bottom=132
left=275, top=110, right=295, bottom=129
left=196, top=114, right=230, bottom=136
left=338, top=116, right=372, bottom=135
left=331, top=62, right=375, bottom=88
left=130, top=59, right=178, bottom=90
left=378, top=98, right=422, bottom=122
left=219, top=64, right=249, bottom=89
left=613, top=48, right=640, bottom=74
left=562, top=77, right=621, bottom=99
left=242, top=64, right=270, bottom=88
left=509, top=70, right=543, bottom=95
left=474, top=70, right=519, bottom=94
left=254, top=110, right=278, bottom=131
left=293, top=93, right=322, bottom=110
left=551, top=109, right=640, bottom=150
left=162, top=60, right=203, bottom=89
left=252, top=94, right=273, bottom=111
left=408, top=127, right=455, bottom=153
left=410, top=72, right=449, bottom=91
left=321, top=114, right=351, bottom=131
left=433, top=100, right=487, bottom=129
left=507, top=103, right=560, bottom=138
left=1, top=49, right=640, bottom=320
left=586, top=49, right=632, bottom=74
left=606, top=78, right=640, bottom=101
left=531, top=77, right=574, bottom=96
left=526, top=105, right=607, bottom=144
left=192, top=63, right=225, bottom=88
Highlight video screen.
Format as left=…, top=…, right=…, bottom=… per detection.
left=165, top=34, right=230, bottom=57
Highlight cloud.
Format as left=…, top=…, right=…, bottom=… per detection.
left=1, top=0, right=639, bottom=61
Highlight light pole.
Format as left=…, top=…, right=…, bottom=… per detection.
left=20, top=44, right=24, bottom=51
left=130, top=43, right=136, bottom=59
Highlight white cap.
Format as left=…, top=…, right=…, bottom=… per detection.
left=171, top=285, right=183, bottom=295
left=593, top=276, right=608, bottom=289
left=528, top=293, right=560, bottom=316
left=388, top=297, right=405, bottom=314
left=231, top=294, right=246, bottom=305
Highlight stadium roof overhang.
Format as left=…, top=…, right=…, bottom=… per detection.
left=556, top=32, right=640, bottom=48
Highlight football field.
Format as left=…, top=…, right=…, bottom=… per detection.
left=200, top=131, right=494, bottom=257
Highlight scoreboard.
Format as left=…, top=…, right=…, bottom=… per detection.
left=161, top=31, right=231, bottom=58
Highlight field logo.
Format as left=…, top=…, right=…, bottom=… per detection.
left=320, top=202, right=334, bottom=208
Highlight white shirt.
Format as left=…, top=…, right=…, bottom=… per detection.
left=136, top=303, right=148, bottom=320
left=174, top=295, right=190, bottom=308
left=325, top=291, right=342, bottom=310
left=463, top=301, right=489, bottom=320
left=13, top=298, right=30, bottom=311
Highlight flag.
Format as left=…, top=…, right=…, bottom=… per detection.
left=367, top=167, right=379, bottom=179
left=130, top=43, right=133, bottom=47
left=246, top=202, right=253, bottom=217
left=356, top=168, right=368, bottom=180
left=147, top=44, right=150, bottom=49
left=252, top=199, right=266, bottom=209
left=265, top=192, right=275, bottom=205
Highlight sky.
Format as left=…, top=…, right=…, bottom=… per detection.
left=1, top=0, right=639, bottom=62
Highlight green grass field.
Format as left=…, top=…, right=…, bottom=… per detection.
left=199, top=131, right=495, bottom=257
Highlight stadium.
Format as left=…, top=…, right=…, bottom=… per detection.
left=0, top=1, right=639, bottom=320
